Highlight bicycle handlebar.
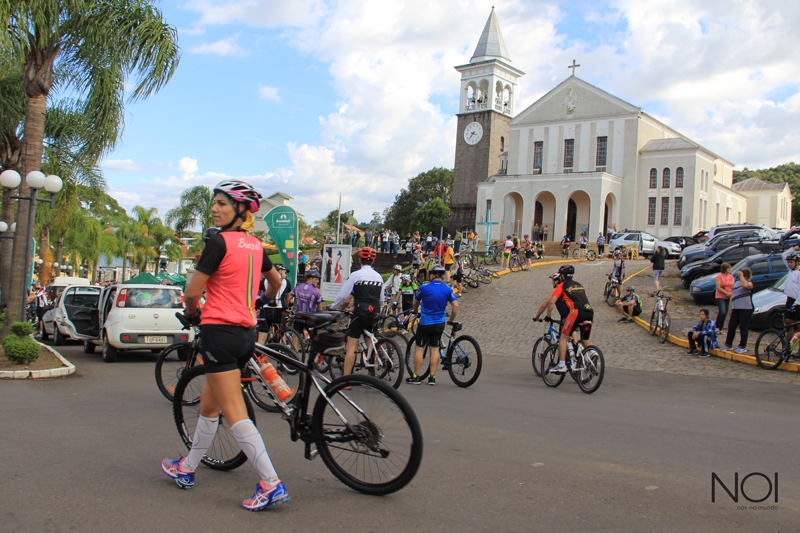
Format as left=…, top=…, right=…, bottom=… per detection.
left=533, top=316, right=559, bottom=323
left=175, top=311, right=199, bottom=330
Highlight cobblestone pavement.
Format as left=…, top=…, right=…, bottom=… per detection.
left=457, top=259, right=800, bottom=385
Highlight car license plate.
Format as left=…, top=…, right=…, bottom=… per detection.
left=144, top=336, right=167, bottom=344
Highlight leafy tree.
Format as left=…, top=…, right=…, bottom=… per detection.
left=734, top=162, right=800, bottom=225
left=410, top=198, right=451, bottom=235
left=165, top=185, right=214, bottom=234
left=1, top=0, right=180, bottom=334
left=385, top=167, right=453, bottom=234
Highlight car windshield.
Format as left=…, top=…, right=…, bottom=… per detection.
left=729, top=258, right=749, bottom=273
left=705, top=234, right=727, bottom=247
left=123, top=288, right=183, bottom=308
left=772, top=274, right=788, bottom=291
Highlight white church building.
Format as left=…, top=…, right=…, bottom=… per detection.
left=453, top=9, right=792, bottom=243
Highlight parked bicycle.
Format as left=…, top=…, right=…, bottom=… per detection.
left=531, top=317, right=560, bottom=377
left=572, top=245, right=597, bottom=261
left=172, top=341, right=423, bottom=495
left=648, top=290, right=672, bottom=343
left=508, top=249, right=529, bottom=271
left=754, top=321, right=800, bottom=370
left=539, top=333, right=605, bottom=394
left=403, top=321, right=482, bottom=387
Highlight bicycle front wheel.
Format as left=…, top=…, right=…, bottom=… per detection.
left=279, top=328, right=304, bottom=364
left=479, top=271, right=493, bottom=284
left=576, top=346, right=605, bottom=394
left=606, top=286, right=619, bottom=307
left=173, top=365, right=252, bottom=471
left=446, top=335, right=482, bottom=387
left=155, top=341, right=197, bottom=402
left=586, top=250, right=597, bottom=261
left=313, top=375, right=423, bottom=495
left=531, top=336, right=550, bottom=377
left=649, top=310, right=658, bottom=335
left=540, top=344, right=566, bottom=387
left=754, top=329, right=787, bottom=370
left=572, top=248, right=580, bottom=259
left=372, top=337, right=404, bottom=389
left=404, top=335, right=431, bottom=380
left=658, top=311, right=670, bottom=343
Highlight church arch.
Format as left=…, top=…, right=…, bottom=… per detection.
left=501, top=191, right=524, bottom=240
left=533, top=191, right=556, bottom=240
left=565, top=190, right=591, bottom=241
left=503, top=85, right=511, bottom=110
left=603, top=192, right=617, bottom=237
left=478, top=80, right=490, bottom=108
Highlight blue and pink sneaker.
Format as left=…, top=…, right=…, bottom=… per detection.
left=161, top=456, right=195, bottom=489
left=242, top=480, right=290, bottom=511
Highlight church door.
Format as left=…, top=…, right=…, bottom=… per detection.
left=603, top=203, right=609, bottom=237
left=566, top=199, right=577, bottom=241
left=534, top=201, right=543, bottom=226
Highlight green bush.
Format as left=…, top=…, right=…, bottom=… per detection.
left=3, top=321, right=40, bottom=365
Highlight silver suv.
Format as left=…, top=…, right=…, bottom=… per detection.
left=608, top=232, right=681, bottom=258
left=706, top=223, right=777, bottom=241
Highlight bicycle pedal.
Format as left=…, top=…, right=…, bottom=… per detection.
left=304, top=443, right=319, bottom=460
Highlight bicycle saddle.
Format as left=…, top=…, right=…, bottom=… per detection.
left=295, top=311, right=343, bottom=328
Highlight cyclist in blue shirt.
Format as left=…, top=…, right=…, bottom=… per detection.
left=406, top=265, right=459, bottom=386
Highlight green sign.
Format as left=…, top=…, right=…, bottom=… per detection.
left=265, top=205, right=299, bottom=286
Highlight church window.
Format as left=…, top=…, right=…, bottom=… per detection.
left=647, top=198, right=656, bottom=225
left=533, top=142, right=543, bottom=174
left=649, top=168, right=657, bottom=188
left=660, top=197, right=670, bottom=225
left=726, top=207, right=731, bottom=223
left=662, top=168, right=670, bottom=188
left=596, top=136, right=607, bottom=167
left=564, top=139, right=574, bottom=170
left=673, top=197, right=682, bottom=226
left=676, top=167, right=684, bottom=188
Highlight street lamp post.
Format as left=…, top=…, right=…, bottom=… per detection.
left=0, top=170, right=63, bottom=320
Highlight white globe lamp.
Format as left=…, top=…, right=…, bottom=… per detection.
left=0, top=170, right=21, bottom=188
left=26, top=171, right=46, bottom=189
left=44, top=175, right=63, bottom=193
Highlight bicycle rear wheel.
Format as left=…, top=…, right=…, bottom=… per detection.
left=155, top=341, right=197, bottom=402
left=173, top=365, right=252, bottom=471
left=658, top=311, right=670, bottom=343
left=404, top=335, right=431, bottom=380
left=540, top=344, right=566, bottom=387
left=754, top=329, right=787, bottom=370
left=372, top=337, right=404, bottom=389
left=576, top=346, right=605, bottom=394
left=649, top=310, right=658, bottom=335
left=531, top=336, right=550, bottom=377
left=572, top=248, right=580, bottom=259
left=479, top=271, right=493, bottom=284
left=279, top=327, right=304, bottom=363
left=446, top=335, right=482, bottom=387
left=313, top=375, right=423, bottom=495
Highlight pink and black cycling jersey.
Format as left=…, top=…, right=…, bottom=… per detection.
left=196, top=231, right=273, bottom=328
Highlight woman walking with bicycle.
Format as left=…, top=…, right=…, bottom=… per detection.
left=161, top=180, right=291, bottom=511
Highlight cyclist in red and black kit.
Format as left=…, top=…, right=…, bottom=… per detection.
left=161, top=180, right=289, bottom=511
left=532, top=264, right=594, bottom=374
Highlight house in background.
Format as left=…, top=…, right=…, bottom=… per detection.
left=253, top=191, right=303, bottom=233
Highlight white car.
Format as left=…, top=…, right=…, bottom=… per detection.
left=608, top=232, right=681, bottom=258
left=41, top=284, right=102, bottom=345
left=54, top=283, right=194, bottom=362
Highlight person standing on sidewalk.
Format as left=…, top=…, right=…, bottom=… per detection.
left=722, top=268, right=755, bottom=354
left=542, top=224, right=549, bottom=242
left=597, top=232, right=605, bottom=257
left=714, top=262, right=734, bottom=333
left=650, top=246, right=665, bottom=291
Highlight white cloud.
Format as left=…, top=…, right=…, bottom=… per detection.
left=189, top=35, right=245, bottom=56
left=101, top=159, right=140, bottom=171
left=257, top=85, right=280, bottom=102
left=178, top=157, right=198, bottom=178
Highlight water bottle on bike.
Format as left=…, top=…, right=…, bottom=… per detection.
left=258, top=359, right=295, bottom=402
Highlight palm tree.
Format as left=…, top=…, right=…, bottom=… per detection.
left=1, top=0, right=180, bottom=333
left=165, top=186, right=214, bottom=235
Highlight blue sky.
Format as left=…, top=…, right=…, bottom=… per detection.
left=102, top=0, right=800, bottom=225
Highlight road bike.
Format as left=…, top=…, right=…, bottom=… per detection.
left=540, top=333, right=605, bottom=394
left=603, top=273, right=621, bottom=307
left=754, top=324, right=800, bottom=370
left=531, top=317, right=561, bottom=377
left=572, top=245, right=597, bottom=261
left=404, top=322, right=482, bottom=387
left=172, top=342, right=423, bottom=495
left=648, top=290, right=672, bottom=343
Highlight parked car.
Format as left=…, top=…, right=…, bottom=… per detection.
left=706, top=223, right=777, bottom=242
left=677, top=231, right=776, bottom=268
left=41, top=284, right=102, bottom=344
left=679, top=241, right=785, bottom=287
left=750, top=274, right=788, bottom=330
left=59, top=283, right=193, bottom=362
left=45, top=276, right=90, bottom=303
left=608, top=231, right=681, bottom=258
left=688, top=253, right=789, bottom=303
left=692, top=230, right=709, bottom=242
left=662, top=236, right=700, bottom=250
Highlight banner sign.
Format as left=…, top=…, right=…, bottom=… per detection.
left=265, top=205, right=299, bottom=286
left=320, top=245, right=352, bottom=301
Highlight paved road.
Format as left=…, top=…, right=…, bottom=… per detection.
left=2, top=266, right=799, bottom=531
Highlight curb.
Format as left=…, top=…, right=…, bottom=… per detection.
left=0, top=340, right=76, bottom=379
left=625, top=266, right=800, bottom=373
left=492, top=258, right=584, bottom=277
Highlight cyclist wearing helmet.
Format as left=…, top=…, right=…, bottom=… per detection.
left=383, top=264, right=403, bottom=315
left=407, top=264, right=459, bottom=386
left=781, top=243, right=800, bottom=340
left=611, top=249, right=625, bottom=288
left=161, top=180, right=290, bottom=511
left=533, top=272, right=568, bottom=328
left=615, top=286, right=642, bottom=323
left=398, top=274, right=418, bottom=312
left=532, top=265, right=593, bottom=374
left=331, top=247, right=384, bottom=375
left=292, top=269, right=322, bottom=335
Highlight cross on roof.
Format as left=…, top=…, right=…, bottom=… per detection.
left=568, top=59, right=580, bottom=76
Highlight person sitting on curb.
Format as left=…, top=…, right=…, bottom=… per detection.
left=687, top=309, right=718, bottom=357
left=616, top=286, right=642, bottom=323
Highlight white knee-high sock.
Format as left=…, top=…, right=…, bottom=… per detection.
left=231, top=419, right=279, bottom=485
left=185, top=414, right=219, bottom=471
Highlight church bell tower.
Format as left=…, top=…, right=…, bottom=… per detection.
left=449, top=7, right=524, bottom=232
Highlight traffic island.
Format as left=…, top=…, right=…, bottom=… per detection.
left=0, top=341, right=76, bottom=379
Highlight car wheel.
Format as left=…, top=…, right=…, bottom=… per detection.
left=768, top=309, right=785, bottom=331
left=54, top=327, right=65, bottom=346
left=83, top=340, right=96, bottom=354
left=102, top=333, right=118, bottom=363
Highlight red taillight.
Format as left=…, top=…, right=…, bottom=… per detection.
left=180, top=334, right=188, bottom=341
left=121, top=334, right=130, bottom=341
left=116, top=288, right=127, bottom=307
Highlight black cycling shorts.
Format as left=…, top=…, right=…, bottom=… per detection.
left=346, top=312, right=376, bottom=339
left=257, top=306, right=284, bottom=332
left=445, top=263, right=453, bottom=272
left=200, top=324, right=256, bottom=374
left=452, top=273, right=463, bottom=282
left=415, top=322, right=446, bottom=348
left=563, top=311, right=593, bottom=341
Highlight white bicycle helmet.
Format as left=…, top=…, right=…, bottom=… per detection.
left=213, top=180, right=262, bottom=213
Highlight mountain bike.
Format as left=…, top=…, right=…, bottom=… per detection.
left=754, top=324, right=800, bottom=370
left=404, top=322, right=482, bottom=387
left=173, top=342, right=423, bottom=495
left=648, top=290, right=672, bottom=343
left=572, top=245, right=597, bottom=261
left=509, top=250, right=529, bottom=271
left=328, top=312, right=404, bottom=388
left=531, top=317, right=561, bottom=377
left=540, top=332, right=605, bottom=394
left=603, top=273, right=620, bottom=307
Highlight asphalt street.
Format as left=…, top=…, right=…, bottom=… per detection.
left=1, top=264, right=799, bottom=532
